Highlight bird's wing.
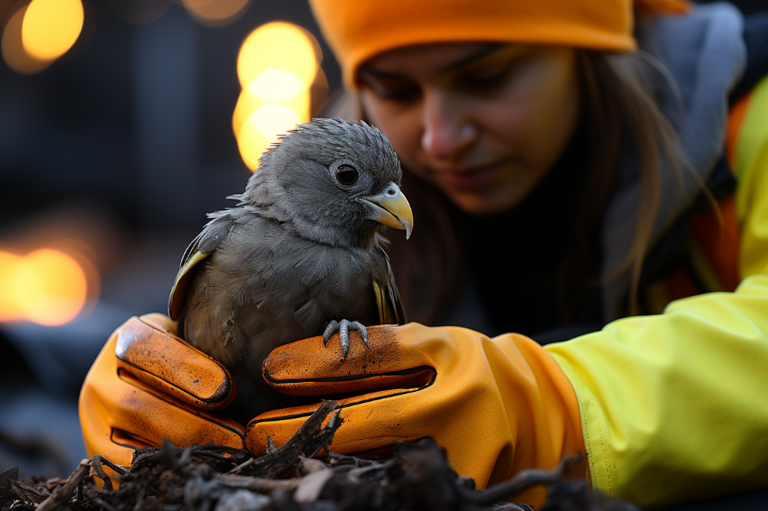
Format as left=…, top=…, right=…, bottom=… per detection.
left=373, top=246, right=407, bottom=325
left=168, top=212, right=235, bottom=320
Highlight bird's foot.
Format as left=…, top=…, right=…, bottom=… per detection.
left=323, top=319, right=369, bottom=359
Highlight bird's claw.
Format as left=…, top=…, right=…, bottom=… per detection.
left=323, top=319, right=369, bottom=359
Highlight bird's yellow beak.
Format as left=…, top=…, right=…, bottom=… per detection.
left=363, top=183, right=413, bottom=239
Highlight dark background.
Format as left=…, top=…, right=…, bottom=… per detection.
left=0, top=0, right=764, bottom=479
left=0, top=0, right=339, bottom=478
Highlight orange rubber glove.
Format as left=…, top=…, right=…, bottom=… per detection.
left=78, top=314, right=246, bottom=468
left=246, top=323, right=588, bottom=508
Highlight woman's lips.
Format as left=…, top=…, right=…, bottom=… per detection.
left=433, top=162, right=502, bottom=191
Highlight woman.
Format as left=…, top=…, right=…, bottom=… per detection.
left=317, top=0, right=751, bottom=339
left=79, top=1, right=768, bottom=508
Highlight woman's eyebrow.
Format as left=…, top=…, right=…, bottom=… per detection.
left=360, top=45, right=509, bottom=80
left=359, top=67, right=405, bottom=80
left=440, top=44, right=505, bottom=72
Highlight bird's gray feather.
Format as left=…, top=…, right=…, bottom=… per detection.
left=180, top=211, right=236, bottom=265
left=172, top=118, right=406, bottom=421
left=377, top=245, right=406, bottom=325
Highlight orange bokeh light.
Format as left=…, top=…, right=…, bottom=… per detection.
left=0, top=247, right=97, bottom=326
left=233, top=21, right=327, bottom=170
left=236, top=22, right=320, bottom=91
left=236, top=103, right=302, bottom=170
left=183, top=0, right=251, bottom=28
left=232, top=86, right=310, bottom=137
left=2, top=5, right=51, bottom=75
left=0, top=251, right=25, bottom=322
left=22, top=0, right=84, bottom=61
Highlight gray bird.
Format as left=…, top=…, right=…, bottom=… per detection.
left=168, top=118, right=412, bottom=421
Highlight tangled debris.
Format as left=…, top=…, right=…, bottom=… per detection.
left=0, top=401, right=639, bottom=511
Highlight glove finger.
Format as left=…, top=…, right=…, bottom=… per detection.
left=263, top=324, right=436, bottom=396
left=116, top=316, right=236, bottom=410
left=245, top=387, right=423, bottom=456
left=81, top=363, right=246, bottom=457
left=114, top=369, right=246, bottom=448
left=80, top=328, right=245, bottom=469
left=140, top=312, right=179, bottom=334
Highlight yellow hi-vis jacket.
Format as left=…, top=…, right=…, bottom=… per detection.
left=546, top=74, right=768, bottom=508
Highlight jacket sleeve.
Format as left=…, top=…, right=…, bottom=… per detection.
left=543, top=74, right=768, bottom=510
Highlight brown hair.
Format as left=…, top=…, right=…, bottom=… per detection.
left=325, top=47, right=687, bottom=324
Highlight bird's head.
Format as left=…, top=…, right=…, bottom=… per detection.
left=244, top=118, right=413, bottom=248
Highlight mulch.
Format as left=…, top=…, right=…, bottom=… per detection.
left=0, top=401, right=640, bottom=511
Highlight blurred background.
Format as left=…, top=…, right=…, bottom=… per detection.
left=0, top=0, right=764, bottom=479
left=0, top=0, right=339, bottom=478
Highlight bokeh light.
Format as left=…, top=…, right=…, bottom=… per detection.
left=248, top=69, right=304, bottom=101
left=0, top=251, right=25, bottom=322
left=183, top=0, right=251, bottom=28
left=2, top=5, right=51, bottom=74
left=237, top=22, right=320, bottom=90
left=0, top=247, right=99, bottom=326
left=236, top=104, right=301, bottom=169
left=21, top=0, right=84, bottom=62
left=233, top=21, right=327, bottom=170
left=232, top=87, right=310, bottom=137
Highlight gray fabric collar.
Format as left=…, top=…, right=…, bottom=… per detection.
left=600, top=2, right=746, bottom=321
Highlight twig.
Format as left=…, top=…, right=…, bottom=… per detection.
left=327, top=452, right=377, bottom=467
left=215, top=474, right=301, bottom=492
left=93, top=455, right=128, bottom=477
left=348, top=459, right=394, bottom=480
left=244, top=400, right=342, bottom=478
left=90, top=455, right=115, bottom=490
left=226, top=456, right=258, bottom=475
left=463, top=455, right=579, bottom=505
left=35, top=459, right=91, bottom=511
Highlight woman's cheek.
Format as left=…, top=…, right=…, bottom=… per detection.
left=480, top=101, right=529, bottom=151
left=360, top=92, right=416, bottom=155
left=383, top=114, right=424, bottom=167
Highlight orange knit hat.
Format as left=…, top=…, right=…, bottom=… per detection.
left=309, top=0, right=689, bottom=89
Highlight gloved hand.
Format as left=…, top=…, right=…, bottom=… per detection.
left=246, top=323, right=588, bottom=508
left=78, top=314, right=246, bottom=468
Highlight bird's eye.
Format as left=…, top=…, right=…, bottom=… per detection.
left=335, top=165, right=359, bottom=186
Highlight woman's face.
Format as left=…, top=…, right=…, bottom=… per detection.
left=358, top=43, right=582, bottom=216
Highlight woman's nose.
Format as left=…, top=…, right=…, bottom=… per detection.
left=420, top=91, right=477, bottom=160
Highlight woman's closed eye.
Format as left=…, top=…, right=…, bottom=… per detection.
left=453, top=46, right=533, bottom=93
left=456, top=56, right=531, bottom=92
left=459, top=64, right=511, bottom=88
left=360, top=73, right=421, bottom=103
